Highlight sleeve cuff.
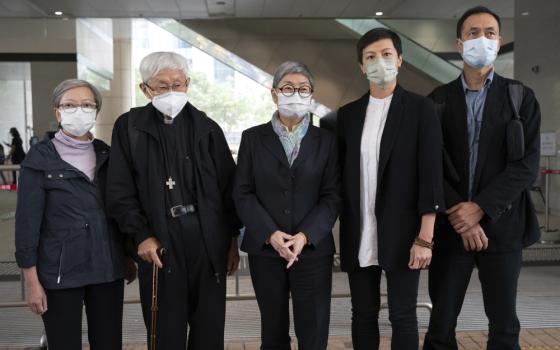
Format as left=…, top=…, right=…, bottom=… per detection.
left=133, top=230, right=153, bottom=248
left=473, top=198, right=500, bottom=221
left=15, top=251, right=37, bottom=268
left=418, top=203, right=445, bottom=216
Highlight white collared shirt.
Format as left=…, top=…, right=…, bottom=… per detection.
left=358, top=94, right=393, bottom=267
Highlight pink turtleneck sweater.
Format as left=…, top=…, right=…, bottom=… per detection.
left=52, top=131, right=96, bottom=181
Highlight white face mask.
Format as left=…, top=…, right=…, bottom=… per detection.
left=461, top=36, right=499, bottom=69
left=277, top=94, right=312, bottom=118
left=60, top=109, right=96, bottom=137
left=151, top=91, right=188, bottom=119
left=364, top=57, right=399, bottom=90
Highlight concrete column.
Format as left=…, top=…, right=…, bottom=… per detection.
left=95, top=19, right=133, bottom=144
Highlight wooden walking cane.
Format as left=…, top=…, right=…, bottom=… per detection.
left=150, top=248, right=166, bottom=350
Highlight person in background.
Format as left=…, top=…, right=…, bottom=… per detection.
left=15, top=79, right=134, bottom=350
left=337, top=28, right=444, bottom=350
left=6, top=127, right=26, bottom=184
left=0, top=143, right=6, bottom=184
left=233, top=61, right=340, bottom=350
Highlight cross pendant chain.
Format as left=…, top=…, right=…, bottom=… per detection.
left=166, top=177, right=176, bottom=190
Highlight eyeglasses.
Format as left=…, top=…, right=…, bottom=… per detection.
left=276, top=84, right=313, bottom=98
left=144, top=80, right=189, bottom=94
left=58, top=103, right=97, bottom=113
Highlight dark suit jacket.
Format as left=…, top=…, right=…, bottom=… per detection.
left=337, top=85, right=445, bottom=272
left=429, top=74, right=541, bottom=251
left=233, top=122, right=340, bottom=258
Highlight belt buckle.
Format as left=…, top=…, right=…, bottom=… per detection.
left=170, top=205, right=186, bottom=218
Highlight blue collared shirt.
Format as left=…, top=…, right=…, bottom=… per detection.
left=461, top=70, right=494, bottom=199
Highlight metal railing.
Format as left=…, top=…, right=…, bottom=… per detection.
left=0, top=254, right=431, bottom=349
left=0, top=164, right=20, bottom=188
left=0, top=254, right=431, bottom=310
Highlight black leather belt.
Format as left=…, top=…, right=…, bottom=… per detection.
left=169, top=204, right=196, bottom=218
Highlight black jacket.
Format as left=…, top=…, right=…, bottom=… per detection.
left=430, top=74, right=541, bottom=251
left=106, top=103, right=241, bottom=276
left=15, top=139, right=126, bottom=289
left=337, top=85, right=445, bottom=272
left=233, top=122, right=340, bottom=258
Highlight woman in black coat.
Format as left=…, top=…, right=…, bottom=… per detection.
left=15, top=79, right=134, bottom=350
left=233, top=61, right=340, bottom=350
left=337, top=28, right=444, bottom=350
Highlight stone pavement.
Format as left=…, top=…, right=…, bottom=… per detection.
left=223, top=329, right=560, bottom=349
left=74, top=329, right=560, bottom=349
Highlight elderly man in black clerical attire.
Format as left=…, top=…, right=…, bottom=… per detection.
left=106, top=51, right=241, bottom=350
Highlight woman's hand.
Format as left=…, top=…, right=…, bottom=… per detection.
left=409, top=213, right=436, bottom=270
left=269, top=231, right=297, bottom=262
left=286, top=233, right=307, bottom=268
left=408, top=244, right=432, bottom=270
left=23, top=267, right=48, bottom=315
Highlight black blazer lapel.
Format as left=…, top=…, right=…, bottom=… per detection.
left=346, top=93, right=370, bottom=161
left=473, top=75, right=507, bottom=190
left=378, top=85, right=405, bottom=185
left=291, top=126, right=319, bottom=170
left=260, top=122, right=291, bottom=169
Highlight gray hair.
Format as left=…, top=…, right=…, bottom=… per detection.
left=52, top=79, right=102, bottom=112
left=139, top=51, right=189, bottom=83
left=272, top=61, right=314, bottom=89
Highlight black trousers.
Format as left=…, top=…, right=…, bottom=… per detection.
left=249, top=254, right=333, bottom=350
left=348, top=265, right=420, bottom=350
left=138, top=214, right=226, bottom=350
left=423, top=243, right=523, bottom=350
left=42, top=279, right=124, bottom=350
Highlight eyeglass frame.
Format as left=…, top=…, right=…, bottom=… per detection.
left=273, top=84, right=314, bottom=98
left=56, top=103, right=98, bottom=114
left=143, top=78, right=190, bottom=95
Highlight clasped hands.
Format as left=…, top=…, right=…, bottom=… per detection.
left=447, top=201, right=488, bottom=252
left=269, top=231, right=307, bottom=268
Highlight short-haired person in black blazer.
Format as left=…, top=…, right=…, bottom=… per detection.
left=423, top=7, right=541, bottom=350
left=337, top=28, right=445, bottom=350
left=233, top=61, right=340, bottom=350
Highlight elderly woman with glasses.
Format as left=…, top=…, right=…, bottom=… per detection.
left=233, top=61, right=340, bottom=350
left=14, top=79, right=134, bottom=350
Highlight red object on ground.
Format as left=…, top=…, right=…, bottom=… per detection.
left=542, top=169, right=560, bottom=175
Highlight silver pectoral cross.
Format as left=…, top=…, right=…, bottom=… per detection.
left=166, top=177, right=176, bottom=190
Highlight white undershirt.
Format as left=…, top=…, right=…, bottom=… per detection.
left=358, top=94, right=393, bottom=267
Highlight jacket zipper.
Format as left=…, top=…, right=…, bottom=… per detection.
left=57, top=244, right=65, bottom=284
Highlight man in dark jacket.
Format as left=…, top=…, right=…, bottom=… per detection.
left=106, top=52, right=241, bottom=350
left=423, top=7, right=541, bottom=350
